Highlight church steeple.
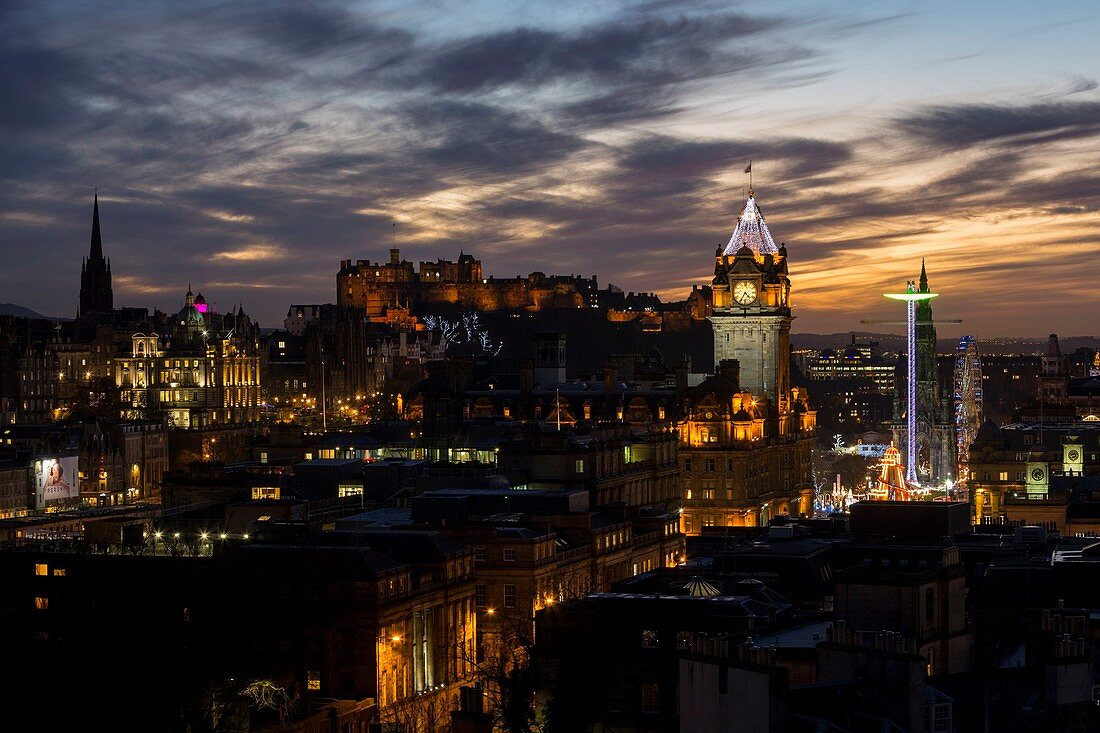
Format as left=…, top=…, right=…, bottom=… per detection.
left=78, top=192, right=114, bottom=318
left=919, top=258, right=929, bottom=292
left=90, top=193, right=103, bottom=260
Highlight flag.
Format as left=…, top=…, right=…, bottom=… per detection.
left=744, top=161, right=752, bottom=174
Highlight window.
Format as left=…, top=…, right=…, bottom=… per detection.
left=504, top=584, right=517, bottom=608
left=999, top=471, right=1008, bottom=481
left=641, top=683, right=659, bottom=713
left=925, top=588, right=935, bottom=625
left=608, top=680, right=627, bottom=711
left=503, top=547, right=516, bottom=562
left=475, top=584, right=487, bottom=608
left=252, top=486, right=281, bottom=500
left=306, top=671, right=321, bottom=691
left=685, top=489, right=693, bottom=500
left=641, top=629, right=658, bottom=647
left=676, top=631, right=692, bottom=650
left=34, top=563, right=48, bottom=576
left=575, top=459, right=585, bottom=474
left=684, top=459, right=692, bottom=471
left=474, top=547, right=487, bottom=562
left=704, top=459, right=716, bottom=472
left=52, top=568, right=66, bottom=577
left=34, top=596, right=48, bottom=610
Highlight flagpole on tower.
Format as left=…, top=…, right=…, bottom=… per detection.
left=745, top=160, right=753, bottom=195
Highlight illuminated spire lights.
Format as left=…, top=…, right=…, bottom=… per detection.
left=722, top=195, right=779, bottom=256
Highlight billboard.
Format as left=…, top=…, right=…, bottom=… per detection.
left=36, top=456, right=79, bottom=509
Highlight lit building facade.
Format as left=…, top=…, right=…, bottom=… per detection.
left=114, top=288, right=261, bottom=428
left=337, top=248, right=595, bottom=316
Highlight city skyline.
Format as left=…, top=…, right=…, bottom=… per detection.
left=2, top=0, right=1098, bottom=335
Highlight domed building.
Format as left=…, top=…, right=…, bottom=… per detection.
left=174, top=285, right=207, bottom=345
left=115, top=286, right=262, bottom=438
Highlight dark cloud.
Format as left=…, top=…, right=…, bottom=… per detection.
left=897, top=101, right=1100, bottom=148
left=416, top=13, right=793, bottom=93
left=243, top=4, right=403, bottom=55
left=401, top=101, right=591, bottom=178
left=0, top=44, right=89, bottom=131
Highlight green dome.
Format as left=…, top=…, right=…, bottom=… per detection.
left=179, top=304, right=204, bottom=326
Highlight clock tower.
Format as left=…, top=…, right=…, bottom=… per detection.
left=709, top=192, right=793, bottom=430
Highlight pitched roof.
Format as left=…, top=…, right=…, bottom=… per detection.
left=722, top=195, right=779, bottom=256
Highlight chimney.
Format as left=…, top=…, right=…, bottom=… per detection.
left=520, top=359, right=533, bottom=395
left=718, top=358, right=741, bottom=389
left=390, top=248, right=400, bottom=265
left=604, top=359, right=618, bottom=419
left=676, top=354, right=691, bottom=394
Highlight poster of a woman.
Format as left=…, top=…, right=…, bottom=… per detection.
left=40, top=459, right=76, bottom=506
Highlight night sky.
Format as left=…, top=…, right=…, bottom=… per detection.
left=2, top=0, right=1098, bottom=336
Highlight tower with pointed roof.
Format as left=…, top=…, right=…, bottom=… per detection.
left=709, top=192, right=793, bottom=430
left=78, top=194, right=113, bottom=317
left=675, top=189, right=816, bottom=533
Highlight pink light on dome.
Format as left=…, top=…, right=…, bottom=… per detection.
left=194, top=303, right=208, bottom=314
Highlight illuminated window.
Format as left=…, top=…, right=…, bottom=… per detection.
left=53, top=568, right=66, bottom=577
left=999, top=472, right=1008, bottom=481
left=34, top=563, right=48, bottom=576
left=641, top=629, right=658, bottom=647
left=34, top=596, right=49, bottom=610
left=251, top=487, right=281, bottom=500
left=306, top=671, right=321, bottom=691
left=575, top=459, right=585, bottom=474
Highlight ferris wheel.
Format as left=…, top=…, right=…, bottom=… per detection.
left=954, top=336, right=983, bottom=488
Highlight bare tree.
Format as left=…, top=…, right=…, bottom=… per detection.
left=380, top=688, right=452, bottom=733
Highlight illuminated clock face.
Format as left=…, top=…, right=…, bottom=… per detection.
left=1068, top=449, right=1081, bottom=462
left=733, top=281, right=757, bottom=305
left=1031, top=467, right=1045, bottom=482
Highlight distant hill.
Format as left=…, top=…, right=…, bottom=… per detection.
left=0, top=303, right=66, bottom=321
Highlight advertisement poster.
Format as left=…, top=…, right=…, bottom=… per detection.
left=36, top=456, right=79, bottom=508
